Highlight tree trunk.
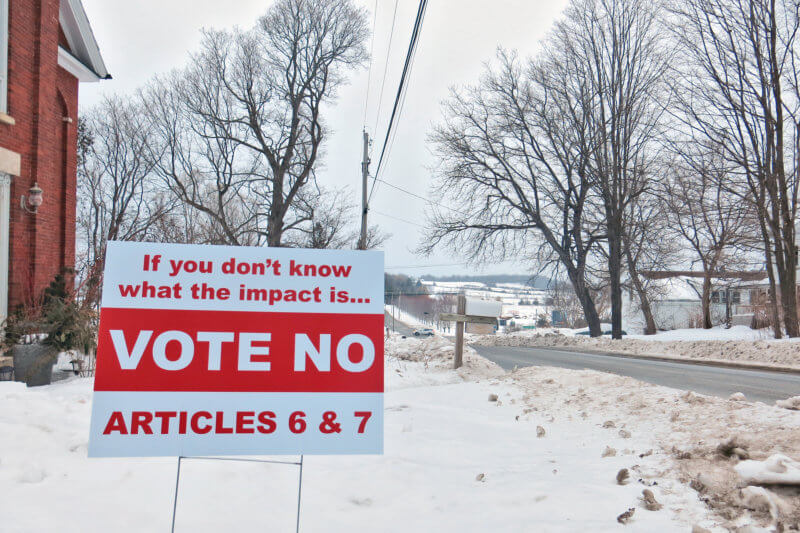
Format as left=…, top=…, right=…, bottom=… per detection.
left=639, top=293, right=657, bottom=335
left=759, top=212, right=783, bottom=338
left=768, top=23, right=798, bottom=338
left=267, top=212, right=282, bottom=247
left=608, top=230, right=624, bottom=339
left=778, top=263, right=799, bottom=336
left=579, top=287, right=603, bottom=337
left=624, top=244, right=657, bottom=335
left=701, top=275, right=712, bottom=329
left=766, top=265, right=783, bottom=339
left=568, top=270, right=602, bottom=337
left=779, top=233, right=799, bottom=336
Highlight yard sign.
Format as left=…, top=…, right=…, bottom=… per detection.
left=88, top=241, right=384, bottom=457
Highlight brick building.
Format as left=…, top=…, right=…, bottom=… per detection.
left=0, top=0, right=108, bottom=324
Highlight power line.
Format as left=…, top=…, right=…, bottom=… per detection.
left=370, top=0, right=427, bottom=193
left=374, top=178, right=471, bottom=218
left=371, top=10, right=426, bottom=199
left=362, top=0, right=379, bottom=127
left=371, top=0, right=400, bottom=135
left=372, top=209, right=426, bottom=228
left=368, top=0, right=429, bottom=203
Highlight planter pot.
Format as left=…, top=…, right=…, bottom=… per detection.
left=12, top=343, right=58, bottom=387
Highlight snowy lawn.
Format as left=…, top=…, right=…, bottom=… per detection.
left=0, top=334, right=797, bottom=532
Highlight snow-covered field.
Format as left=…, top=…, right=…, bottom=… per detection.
left=0, top=334, right=798, bottom=531
left=473, top=326, right=800, bottom=370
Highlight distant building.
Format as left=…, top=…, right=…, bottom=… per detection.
left=623, top=271, right=765, bottom=331
left=0, top=0, right=108, bottom=323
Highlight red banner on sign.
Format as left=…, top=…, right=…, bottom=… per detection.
left=94, top=308, right=384, bottom=393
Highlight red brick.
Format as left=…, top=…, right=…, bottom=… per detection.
left=0, top=0, right=81, bottom=307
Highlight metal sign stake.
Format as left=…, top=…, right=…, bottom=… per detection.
left=169, top=455, right=305, bottom=532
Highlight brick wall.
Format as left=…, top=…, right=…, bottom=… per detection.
left=0, top=0, right=80, bottom=308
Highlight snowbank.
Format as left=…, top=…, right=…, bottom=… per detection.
left=472, top=329, right=800, bottom=370
left=486, top=325, right=779, bottom=342
left=509, top=366, right=800, bottom=529
left=386, top=333, right=502, bottom=387
left=776, top=396, right=800, bottom=410
left=625, top=326, right=775, bottom=342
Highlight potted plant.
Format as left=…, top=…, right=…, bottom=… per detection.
left=2, top=270, right=97, bottom=387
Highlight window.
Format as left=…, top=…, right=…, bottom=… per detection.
left=711, top=291, right=720, bottom=304
left=732, top=291, right=741, bottom=304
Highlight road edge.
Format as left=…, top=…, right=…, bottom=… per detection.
left=469, top=342, right=800, bottom=375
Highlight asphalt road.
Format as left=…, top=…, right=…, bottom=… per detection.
left=385, top=312, right=416, bottom=337
left=471, top=344, right=800, bottom=404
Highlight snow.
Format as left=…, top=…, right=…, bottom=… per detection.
left=624, top=326, right=775, bottom=342
left=1, top=333, right=798, bottom=531
left=776, top=396, right=800, bottom=410
left=651, top=277, right=702, bottom=301
left=737, top=486, right=793, bottom=522
left=735, top=455, right=800, bottom=485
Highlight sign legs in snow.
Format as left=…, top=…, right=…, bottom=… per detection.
left=170, top=455, right=305, bottom=533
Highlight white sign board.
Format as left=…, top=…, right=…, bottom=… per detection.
left=88, top=241, right=384, bottom=457
left=465, top=298, right=502, bottom=317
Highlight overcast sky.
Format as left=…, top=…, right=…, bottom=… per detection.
left=80, top=0, right=570, bottom=277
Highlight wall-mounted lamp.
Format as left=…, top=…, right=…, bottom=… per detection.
left=20, top=183, right=43, bottom=214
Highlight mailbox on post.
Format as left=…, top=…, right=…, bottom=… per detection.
left=439, top=296, right=501, bottom=369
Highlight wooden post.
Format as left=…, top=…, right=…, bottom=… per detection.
left=454, top=294, right=466, bottom=369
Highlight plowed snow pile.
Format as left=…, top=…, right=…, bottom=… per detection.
left=506, top=365, right=800, bottom=531
left=386, top=334, right=502, bottom=387
left=473, top=330, right=800, bottom=369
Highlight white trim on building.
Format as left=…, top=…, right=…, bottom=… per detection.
left=58, top=0, right=110, bottom=80
left=0, top=0, right=8, bottom=112
left=58, top=47, right=101, bottom=83
left=0, top=172, right=10, bottom=326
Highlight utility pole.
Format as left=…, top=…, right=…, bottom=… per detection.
left=358, top=130, right=370, bottom=250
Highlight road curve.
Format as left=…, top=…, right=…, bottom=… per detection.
left=471, top=344, right=800, bottom=405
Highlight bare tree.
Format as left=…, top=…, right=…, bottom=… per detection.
left=663, top=147, right=758, bottom=329
left=671, top=0, right=800, bottom=337
left=285, top=186, right=389, bottom=249
left=301, top=187, right=354, bottom=249
left=76, top=97, right=170, bottom=305
left=146, top=0, right=369, bottom=248
left=559, top=0, right=671, bottom=339
left=551, top=280, right=609, bottom=329
left=621, top=191, right=680, bottom=334
left=425, top=49, right=606, bottom=336
left=144, top=72, right=267, bottom=246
